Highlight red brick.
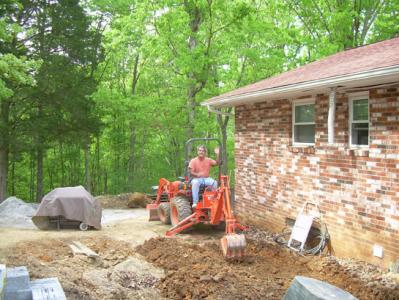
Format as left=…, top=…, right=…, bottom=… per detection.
left=235, top=84, right=399, bottom=268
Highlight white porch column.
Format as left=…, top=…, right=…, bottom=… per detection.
left=328, top=87, right=336, bottom=144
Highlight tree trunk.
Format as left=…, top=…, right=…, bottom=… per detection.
left=214, top=51, right=246, bottom=175
left=171, top=137, right=181, bottom=177
left=49, top=149, right=55, bottom=189
left=184, top=1, right=203, bottom=141
left=139, top=129, right=148, bottom=179
left=127, top=52, right=140, bottom=191
left=95, top=135, right=101, bottom=195
left=186, top=87, right=196, bottom=141
left=84, top=141, right=91, bottom=193
left=30, top=150, right=35, bottom=201
left=128, top=123, right=136, bottom=191
left=36, top=100, right=44, bottom=202
left=60, top=142, right=65, bottom=186
left=10, top=155, right=15, bottom=196
left=36, top=147, right=43, bottom=202
left=0, top=99, right=10, bottom=202
left=132, top=54, right=140, bottom=95
left=0, top=148, right=8, bottom=202
left=104, top=169, right=108, bottom=194
left=216, top=108, right=232, bottom=175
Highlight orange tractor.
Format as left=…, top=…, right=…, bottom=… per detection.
left=147, top=138, right=247, bottom=258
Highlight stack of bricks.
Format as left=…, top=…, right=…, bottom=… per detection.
left=234, top=84, right=399, bottom=268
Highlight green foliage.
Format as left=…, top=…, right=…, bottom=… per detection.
left=2, top=0, right=398, bottom=201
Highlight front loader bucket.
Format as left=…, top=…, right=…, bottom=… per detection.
left=220, top=234, right=246, bottom=259
left=147, top=203, right=160, bottom=221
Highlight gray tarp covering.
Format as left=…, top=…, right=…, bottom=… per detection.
left=32, top=186, right=102, bottom=230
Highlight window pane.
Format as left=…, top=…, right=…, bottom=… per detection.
left=294, top=124, right=315, bottom=143
left=295, top=104, right=314, bottom=123
left=351, top=123, right=368, bottom=145
left=353, top=99, right=368, bottom=121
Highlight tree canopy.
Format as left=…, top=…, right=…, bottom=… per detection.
left=0, top=0, right=397, bottom=202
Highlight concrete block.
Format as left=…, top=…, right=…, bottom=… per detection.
left=4, top=289, right=32, bottom=300
left=4, top=266, right=32, bottom=300
left=5, top=266, right=30, bottom=291
left=31, top=278, right=66, bottom=300
left=0, top=264, right=6, bottom=300
left=5, top=266, right=32, bottom=300
left=283, top=276, right=357, bottom=300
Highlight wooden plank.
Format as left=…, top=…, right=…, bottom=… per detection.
left=69, top=241, right=99, bottom=258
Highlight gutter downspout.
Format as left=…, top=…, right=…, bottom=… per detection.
left=206, top=105, right=234, bottom=117
left=328, top=87, right=337, bottom=144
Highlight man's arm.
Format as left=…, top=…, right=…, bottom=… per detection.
left=189, top=166, right=200, bottom=178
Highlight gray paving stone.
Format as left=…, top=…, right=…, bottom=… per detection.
left=31, top=278, right=66, bottom=300
left=5, top=266, right=30, bottom=291
left=5, top=266, right=32, bottom=300
left=4, top=289, right=32, bottom=300
left=283, top=276, right=357, bottom=300
left=0, top=264, right=6, bottom=300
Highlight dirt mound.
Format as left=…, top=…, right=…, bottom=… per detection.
left=127, top=193, right=151, bottom=208
left=1, top=236, right=164, bottom=299
left=96, top=194, right=127, bottom=209
left=96, top=192, right=151, bottom=209
left=0, top=197, right=38, bottom=228
left=136, top=236, right=399, bottom=300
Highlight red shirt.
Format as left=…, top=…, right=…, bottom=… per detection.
left=189, top=157, right=217, bottom=178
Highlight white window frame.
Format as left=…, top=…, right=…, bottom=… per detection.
left=349, top=92, right=369, bottom=148
left=292, top=98, right=315, bottom=146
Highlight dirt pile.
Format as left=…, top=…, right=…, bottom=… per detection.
left=96, top=192, right=151, bottom=209
left=1, top=216, right=398, bottom=300
left=0, top=197, right=38, bottom=228
left=136, top=235, right=399, bottom=300
left=127, top=193, right=152, bottom=208
left=1, top=236, right=164, bottom=299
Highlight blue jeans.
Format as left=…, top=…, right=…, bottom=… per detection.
left=191, top=177, right=218, bottom=205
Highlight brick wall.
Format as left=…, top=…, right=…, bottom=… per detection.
left=234, top=84, right=399, bottom=268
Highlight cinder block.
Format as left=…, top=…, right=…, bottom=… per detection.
left=31, top=278, right=66, bottom=300
left=5, top=266, right=32, bottom=300
left=0, top=264, right=6, bottom=300
left=283, top=276, right=357, bottom=300
left=5, top=266, right=30, bottom=291
left=4, top=289, right=32, bottom=300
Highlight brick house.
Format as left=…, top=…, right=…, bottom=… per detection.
left=203, top=37, right=399, bottom=268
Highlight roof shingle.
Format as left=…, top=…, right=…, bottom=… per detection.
left=205, top=37, right=399, bottom=104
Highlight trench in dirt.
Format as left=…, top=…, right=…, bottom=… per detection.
left=1, top=225, right=398, bottom=300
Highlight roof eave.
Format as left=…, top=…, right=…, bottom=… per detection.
left=202, top=65, right=399, bottom=108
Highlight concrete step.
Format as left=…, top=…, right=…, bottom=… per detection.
left=284, top=276, right=357, bottom=300
left=31, top=278, right=66, bottom=300
left=4, top=266, right=32, bottom=300
left=1, top=265, right=66, bottom=300
left=0, top=264, right=6, bottom=300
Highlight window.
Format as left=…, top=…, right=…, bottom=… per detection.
left=349, top=94, right=369, bottom=147
left=293, top=100, right=315, bottom=145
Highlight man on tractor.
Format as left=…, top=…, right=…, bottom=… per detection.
left=147, top=138, right=247, bottom=258
left=189, top=145, right=220, bottom=209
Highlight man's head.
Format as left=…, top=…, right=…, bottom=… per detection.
left=197, top=145, right=207, bottom=158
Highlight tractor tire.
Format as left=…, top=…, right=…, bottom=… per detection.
left=170, top=196, right=192, bottom=226
left=158, top=202, right=171, bottom=224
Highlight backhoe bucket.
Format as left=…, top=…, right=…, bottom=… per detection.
left=220, top=234, right=246, bottom=259
left=147, top=203, right=160, bottom=221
